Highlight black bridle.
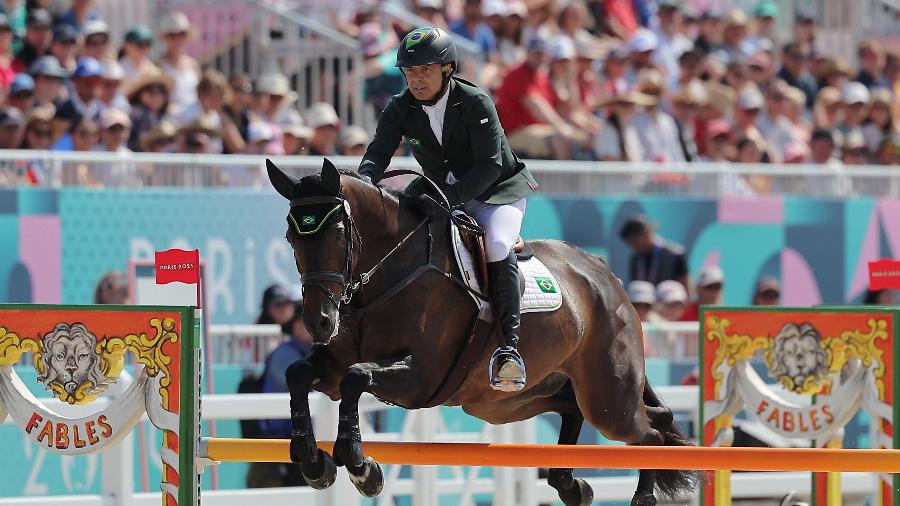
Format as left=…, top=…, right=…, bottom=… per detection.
left=287, top=171, right=486, bottom=316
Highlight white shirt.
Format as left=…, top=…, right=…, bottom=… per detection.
left=421, top=86, right=450, bottom=146
left=633, top=109, right=685, bottom=162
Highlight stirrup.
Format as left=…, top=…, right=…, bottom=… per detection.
left=489, top=347, right=526, bottom=392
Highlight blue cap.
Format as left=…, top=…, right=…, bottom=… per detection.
left=73, top=57, right=103, bottom=79
left=525, top=34, right=548, bottom=53
left=10, top=73, right=35, bottom=94
left=53, top=24, right=80, bottom=43
left=29, top=55, right=71, bottom=78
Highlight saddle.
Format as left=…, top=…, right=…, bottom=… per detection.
left=454, top=214, right=533, bottom=294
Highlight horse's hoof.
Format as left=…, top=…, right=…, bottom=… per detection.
left=558, top=478, right=594, bottom=506
left=348, top=456, right=384, bottom=497
left=302, top=449, right=337, bottom=490
left=631, top=491, right=657, bottom=506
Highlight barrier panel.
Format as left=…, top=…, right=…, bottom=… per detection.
left=700, top=306, right=900, bottom=506
left=0, top=305, right=200, bottom=506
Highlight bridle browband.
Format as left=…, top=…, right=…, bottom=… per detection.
left=287, top=171, right=486, bottom=317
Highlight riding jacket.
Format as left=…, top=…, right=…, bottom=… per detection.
left=359, top=77, right=538, bottom=206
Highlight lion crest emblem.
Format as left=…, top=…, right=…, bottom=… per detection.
left=36, top=323, right=115, bottom=402
left=768, top=322, right=829, bottom=394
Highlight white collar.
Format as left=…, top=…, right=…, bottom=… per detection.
left=421, top=85, right=450, bottom=111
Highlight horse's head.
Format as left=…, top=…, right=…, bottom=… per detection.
left=267, top=157, right=361, bottom=344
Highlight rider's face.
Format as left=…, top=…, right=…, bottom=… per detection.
left=404, top=63, right=445, bottom=101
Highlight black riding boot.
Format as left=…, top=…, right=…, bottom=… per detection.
left=488, top=250, right=526, bottom=392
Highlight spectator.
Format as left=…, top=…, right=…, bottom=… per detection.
left=620, top=213, right=688, bottom=288
left=126, top=69, right=173, bottom=151
left=594, top=91, right=650, bottom=161
left=54, top=56, right=103, bottom=135
left=701, top=119, right=735, bottom=162
left=98, top=60, right=128, bottom=114
left=782, top=142, right=810, bottom=163
left=693, top=9, right=722, bottom=56
left=70, top=116, right=97, bottom=151
left=495, top=2, right=527, bottom=67
left=12, top=8, right=53, bottom=73
left=876, top=136, right=898, bottom=166
left=627, top=280, right=663, bottom=323
left=176, top=68, right=244, bottom=154
left=0, top=106, right=23, bottom=148
left=255, top=71, right=297, bottom=129
left=815, top=55, right=853, bottom=91
left=247, top=299, right=310, bottom=488
left=176, top=116, right=219, bottom=155
left=838, top=82, right=870, bottom=138
left=339, top=125, right=369, bottom=156
left=672, top=48, right=702, bottom=90
left=118, top=25, right=156, bottom=90
left=746, top=51, right=773, bottom=91
left=856, top=38, right=887, bottom=89
left=863, top=288, right=897, bottom=305
left=812, top=86, right=842, bottom=132
left=862, top=88, right=896, bottom=154
left=651, top=0, right=693, bottom=84
left=600, top=46, right=629, bottom=97
left=809, top=128, right=840, bottom=166
left=733, top=85, right=765, bottom=149
left=280, top=119, right=312, bottom=155
left=655, top=280, right=688, bottom=321
left=625, top=28, right=658, bottom=87
left=717, top=9, right=748, bottom=63
left=81, top=19, right=110, bottom=61
left=223, top=72, right=252, bottom=144
left=574, top=39, right=604, bottom=111
left=777, top=42, right=817, bottom=107
left=840, top=130, right=868, bottom=165
left=723, top=59, right=750, bottom=94
left=20, top=104, right=55, bottom=184
left=450, top=0, right=496, bottom=58
left=792, top=7, right=817, bottom=57
left=97, top=107, right=131, bottom=153
left=557, top=0, right=600, bottom=49
left=157, top=11, right=200, bottom=114
left=742, top=0, right=777, bottom=55
left=0, top=13, right=13, bottom=88
left=65, top=116, right=100, bottom=185
left=548, top=36, right=600, bottom=142
left=634, top=68, right=684, bottom=162
left=495, top=35, right=582, bottom=160
left=139, top=120, right=176, bottom=153
left=752, top=276, right=780, bottom=306
left=50, top=23, right=80, bottom=74
left=242, top=121, right=274, bottom=155
left=670, top=83, right=704, bottom=161
left=29, top=56, right=69, bottom=109
left=255, top=284, right=298, bottom=325
left=782, top=86, right=810, bottom=143
left=7, top=73, right=34, bottom=111
left=56, top=0, right=99, bottom=33
left=757, top=81, right=799, bottom=161
left=0, top=2, right=25, bottom=46
left=304, top=102, right=341, bottom=156
left=681, top=265, right=724, bottom=321
left=93, top=271, right=128, bottom=304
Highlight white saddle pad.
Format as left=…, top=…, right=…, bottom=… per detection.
left=450, top=216, right=563, bottom=318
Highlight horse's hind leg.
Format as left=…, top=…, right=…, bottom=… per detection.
left=547, top=411, right=594, bottom=506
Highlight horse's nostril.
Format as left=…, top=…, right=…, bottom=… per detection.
left=320, top=314, right=332, bottom=329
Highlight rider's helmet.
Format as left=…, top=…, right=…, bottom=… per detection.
left=396, top=27, right=458, bottom=105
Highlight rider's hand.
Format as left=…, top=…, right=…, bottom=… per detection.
left=360, top=173, right=373, bottom=185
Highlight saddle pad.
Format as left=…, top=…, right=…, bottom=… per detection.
left=451, top=218, right=562, bottom=314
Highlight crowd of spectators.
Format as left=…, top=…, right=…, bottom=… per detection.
left=0, top=0, right=371, bottom=186
left=345, top=0, right=899, bottom=177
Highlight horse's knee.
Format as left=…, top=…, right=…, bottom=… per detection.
left=340, top=365, right=372, bottom=398
left=547, top=468, right=574, bottom=490
left=286, top=359, right=315, bottom=390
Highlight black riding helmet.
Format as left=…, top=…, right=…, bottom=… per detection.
left=396, top=27, right=458, bottom=106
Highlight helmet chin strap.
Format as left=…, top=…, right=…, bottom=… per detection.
left=411, top=64, right=455, bottom=106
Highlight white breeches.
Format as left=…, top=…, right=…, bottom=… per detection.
left=462, top=198, right=527, bottom=262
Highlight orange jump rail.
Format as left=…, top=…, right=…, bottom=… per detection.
left=202, top=438, right=900, bottom=473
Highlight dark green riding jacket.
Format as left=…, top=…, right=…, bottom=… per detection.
left=359, top=77, right=538, bottom=206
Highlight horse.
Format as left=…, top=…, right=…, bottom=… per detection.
left=267, top=158, right=698, bottom=506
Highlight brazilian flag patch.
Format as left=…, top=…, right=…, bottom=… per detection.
left=535, top=278, right=557, bottom=294
left=302, top=215, right=316, bottom=226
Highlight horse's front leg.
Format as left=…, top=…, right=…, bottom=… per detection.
left=333, top=355, right=419, bottom=497
left=285, top=352, right=337, bottom=489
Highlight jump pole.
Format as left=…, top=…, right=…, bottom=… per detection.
left=201, top=437, right=900, bottom=473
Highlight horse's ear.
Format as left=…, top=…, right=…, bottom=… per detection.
left=320, top=158, right=341, bottom=195
left=267, top=159, right=299, bottom=200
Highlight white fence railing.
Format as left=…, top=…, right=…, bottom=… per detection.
left=5, top=151, right=900, bottom=198
left=0, top=384, right=880, bottom=506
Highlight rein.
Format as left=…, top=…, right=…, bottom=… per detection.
left=289, top=172, right=487, bottom=319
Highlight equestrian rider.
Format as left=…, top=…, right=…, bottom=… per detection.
left=358, top=27, right=538, bottom=393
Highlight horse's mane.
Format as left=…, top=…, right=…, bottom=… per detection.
left=295, top=168, right=403, bottom=200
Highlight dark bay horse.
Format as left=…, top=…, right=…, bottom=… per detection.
left=267, top=158, right=698, bottom=506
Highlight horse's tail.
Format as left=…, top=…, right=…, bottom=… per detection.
left=642, top=382, right=703, bottom=498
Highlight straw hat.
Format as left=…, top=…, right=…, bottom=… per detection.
left=139, top=120, right=177, bottom=150
left=177, top=116, right=220, bottom=137
left=26, top=104, right=55, bottom=125
left=255, top=72, right=298, bottom=106
left=599, top=91, right=657, bottom=107
left=126, top=69, right=175, bottom=104
left=159, top=12, right=198, bottom=39
left=636, top=68, right=665, bottom=94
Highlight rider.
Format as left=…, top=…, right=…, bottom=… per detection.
left=358, top=27, right=538, bottom=392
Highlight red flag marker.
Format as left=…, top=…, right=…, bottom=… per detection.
left=869, top=259, right=900, bottom=291
left=155, top=248, right=202, bottom=307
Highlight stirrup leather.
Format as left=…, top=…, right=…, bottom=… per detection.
left=489, top=347, right=526, bottom=392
